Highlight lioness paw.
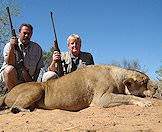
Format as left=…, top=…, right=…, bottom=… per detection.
left=10, top=106, right=30, bottom=114
left=133, top=99, right=152, bottom=107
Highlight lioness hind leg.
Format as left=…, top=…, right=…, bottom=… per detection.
left=96, top=93, right=152, bottom=108
left=0, top=95, right=6, bottom=107
left=5, top=87, right=44, bottom=113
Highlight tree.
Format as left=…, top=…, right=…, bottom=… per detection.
left=0, top=0, right=21, bottom=67
left=42, top=47, right=54, bottom=69
left=156, top=67, right=162, bottom=80
left=0, top=0, right=21, bottom=49
left=111, top=59, right=146, bottom=72
left=0, top=0, right=21, bottom=92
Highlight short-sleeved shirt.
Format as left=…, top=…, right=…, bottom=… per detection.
left=61, top=51, right=94, bottom=74
left=0, top=39, right=44, bottom=81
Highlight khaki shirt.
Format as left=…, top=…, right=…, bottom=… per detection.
left=0, top=39, right=44, bottom=80
left=61, top=51, right=94, bottom=74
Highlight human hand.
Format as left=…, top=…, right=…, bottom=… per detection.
left=10, top=36, right=18, bottom=48
left=52, top=51, right=61, bottom=62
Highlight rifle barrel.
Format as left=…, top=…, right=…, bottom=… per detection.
left=50, top=12, right=57, bottom=42
left=50, top=11, right=64, bottom=76
left=6, top=7, right=16, bottom=37
left=6, top=7, right=13, bottom=32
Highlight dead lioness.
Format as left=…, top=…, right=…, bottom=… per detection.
left=0, top=65, right=156, bottom=113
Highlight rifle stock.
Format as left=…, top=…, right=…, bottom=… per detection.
left=50, top=11, right=64, bottom=77
left=6, top=7, right=33, bottom=82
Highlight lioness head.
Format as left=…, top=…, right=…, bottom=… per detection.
left=123, top=69, right=157, bottom=97
left=123, top=78, right=148, bottom=97
left=123, top=78, right=158, bottom=98
left=143, top=80, right=158, bottom=97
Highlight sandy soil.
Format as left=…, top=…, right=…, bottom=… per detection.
left=0, top=98, right=162, bottom=132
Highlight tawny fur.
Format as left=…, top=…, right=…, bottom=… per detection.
left=1, top=65, right=158, bottom=113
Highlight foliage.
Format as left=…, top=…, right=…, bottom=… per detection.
left=0, top=0, right=21, bottom=49
left=42, top=47, right=54, bottom=69
left=0, top=52, right=3, bottom=68
left=0, top=0, right=21, bottom=91
left=156, top=67, right=162, bottom=80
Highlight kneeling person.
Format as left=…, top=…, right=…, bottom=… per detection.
left=0, top=23, right=44, bottom=91
left=42, top=34, right=94, bottom=82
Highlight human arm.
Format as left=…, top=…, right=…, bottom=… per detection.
left=5, top=37, right=18, bottom=65
left=80, top=52, right=94, bottom=65
left=88, top=53, right=94, bottom=65
left=48, top=51, right=61, bottom=72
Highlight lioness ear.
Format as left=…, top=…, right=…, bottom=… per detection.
left=123, top=78, right=134, bottom=88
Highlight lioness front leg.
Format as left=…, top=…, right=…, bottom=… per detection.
left=96, top=92, right=152, bottom=108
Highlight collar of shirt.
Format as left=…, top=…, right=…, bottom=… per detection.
left=68, top=51, right=80, bottom=60
left=18, top=39, right=31, bottom=51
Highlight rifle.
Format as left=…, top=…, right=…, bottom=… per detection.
left=6, top=7, right=33, bottom=82
left=50, top=11, right=64, bottom=77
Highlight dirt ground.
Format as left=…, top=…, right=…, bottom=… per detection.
left=0, top=98, right=161, bottom=132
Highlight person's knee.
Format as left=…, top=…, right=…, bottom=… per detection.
left=4, top=65, right=16, bottom=76
left=2, top=65, right=17, bottom=91
left=42, top=71, right=58, bottom=82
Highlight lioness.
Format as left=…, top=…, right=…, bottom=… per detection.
left=0, top=65, right=157, bottom=113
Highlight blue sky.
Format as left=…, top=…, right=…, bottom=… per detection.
left=12, top=0, right=162, bottom=79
